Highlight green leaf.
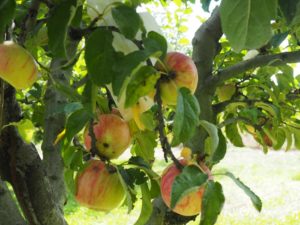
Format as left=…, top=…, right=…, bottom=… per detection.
left=112, top=50, right=150, bottom=95
left=125, top=66, right=160, bottom=107
left=200, top=0, right=211, bottom=12
left=47, top=0, right=77, bottom=57
left=128, top=156, right=160, bottom=181
left=171, top=165, right=208, bottom=209
left=0, top=0, right=15, bottom=42
left=16, top=119, right=35, bottom=144
left=85, top=29, right=118, bottom=86
left=209, top=130, right=227, bottom=165
left=225, top=172, right=262, bottom=212
left=132, top=131, right=157, bottom=163
left=65, top=108, right=92, bottom=142
left=293, top=128, right=300, bottom=149
left=62, top=146, right=83, bottom=171
left=199, top=120, right=219, bottom=155
left=112, top=4, right=142, bottom=39
left=171, top=88, right=200, bottom=146
left=117, top=166, right=137, bottom=213
left=254, top=102, right=281, bottom=119
left=225, top=122, right=244, bottom=147
left=273, top=128, right=286, bottom=150
left=279, top=0, right=300, bottom=24
left=140, top=110, right=156, bottom=131
left=143, top=31, right=168, bottom=59
left=134, top=183, right=153, bottom=225
left=200, top=181, right=225, bottom=225
left=220, top=0, right=277, bottom=51
left=63, top=102, right=83, bottom=114
left=283, top=127, right=293, bottom=151
left=270, top=32, right=289, bottom=48
left=64, top=169, right=76, bottom=194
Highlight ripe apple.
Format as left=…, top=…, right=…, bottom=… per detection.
left=216, top=83, right=236, bottom=102
left=0, top=41, right=38, bottom=89
left=84, top=114, right=131, bottom=159
left=160, top=160, right=205, bottom=216
left=75, top=160, right=125, bottom=211
left=156, top=52, right=198, bottom=105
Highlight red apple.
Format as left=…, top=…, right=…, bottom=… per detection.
left=160, top=160, right=205, bottom=216
left=156, top=52, right=198, bottom=105
left=0, top=41, right=38, bottom=89
left=75, top=160, right=125, bottom=211
left=84, top=114, right=131, bottom=159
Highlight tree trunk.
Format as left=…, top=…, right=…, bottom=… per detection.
left=0, top=86, right=68, bottom=225
left=0, top=178, right=27, bottom=225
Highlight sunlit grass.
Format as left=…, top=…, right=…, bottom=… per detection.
left=65, top=147, right=300, bottom=225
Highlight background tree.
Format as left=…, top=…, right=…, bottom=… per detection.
left=1, top=0, right=300, bottom=225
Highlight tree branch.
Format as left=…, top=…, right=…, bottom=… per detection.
left=0, top=178, right=27, bottom=225
left=209, top=50, right=300, bottom=86
left=0, top=86, right=67, bottom=225
left=187, top=7, right=223, bottom=154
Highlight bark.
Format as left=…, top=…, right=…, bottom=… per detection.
left=41, top=40, right=79, bottom=210
left=0, top=86, right=67, bottom=225
left=209, top=50, right=300, bottom=85
left=187, top=7, right=223, bottom=155
left=0, top=179, right=27, bottom=225
left=41, top=60, right=69, bottom=209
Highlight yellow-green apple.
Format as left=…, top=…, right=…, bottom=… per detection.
left=156, top=52, right=198, bottom=105
left=84, top=114, right=131, bottom=159
left=75, top=160, right=125, bottom=211
left=0, top=41, right=38, bottom=89
left=160, top=160, right=205, bottom=216
left=216, top=83, right=236, bottom=102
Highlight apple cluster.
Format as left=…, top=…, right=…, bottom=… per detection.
left=76, top=51, right=200, bottom=213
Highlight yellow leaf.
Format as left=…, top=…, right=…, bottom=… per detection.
left=54, top=129, right=66, bottom=145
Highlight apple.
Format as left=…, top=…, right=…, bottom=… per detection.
left=160, top=160, right=205, bottom=216
left=156, top=52, right=198, bottom=105
left=84, top=114, right=131, bottom=159
left=75, top=160, right=125, bottom=211
left=0, top=41, right=38, bottom=89
left=216, top=83, right=236, bottom=102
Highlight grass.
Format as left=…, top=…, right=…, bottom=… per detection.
left=64, top=147, right=300, bottom=225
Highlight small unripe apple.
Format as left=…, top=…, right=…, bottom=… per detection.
left=160, top=160, right=205, bottom=216
left=216, top=83, right=236, bottom=102
left=157, top=52, right=198, bottom=105
left=0, top=41, right=38, bottom=89
left=75, top=160, right=125, bottom=211
left=84, top=114, right=131, bottom=159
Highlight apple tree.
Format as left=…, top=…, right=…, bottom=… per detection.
left=1, top=0, right=300, bottom=225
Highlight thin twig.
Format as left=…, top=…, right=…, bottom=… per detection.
left=154, top=79, right=183, bottom=170
left=88, top=119, right=108, bottom=162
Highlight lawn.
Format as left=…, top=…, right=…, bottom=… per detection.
left=64, top=147, right=300, bottom=225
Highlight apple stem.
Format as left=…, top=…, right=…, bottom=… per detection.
left=154, top=79, right=183, bottom=170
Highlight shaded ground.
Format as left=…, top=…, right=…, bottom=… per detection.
left=65, top=147, right=300, bottom=225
